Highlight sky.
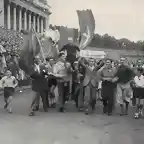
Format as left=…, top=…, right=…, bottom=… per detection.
left=48, top=0, right=144, bottom=41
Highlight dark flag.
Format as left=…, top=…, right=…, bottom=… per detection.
left=41, top=37, right=52, bottom=56
left=19, top=27, right=40, bottom=75
left=77, top=9, right=95, bottom=50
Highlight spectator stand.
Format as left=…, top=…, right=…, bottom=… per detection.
left=0, top=26, right=31, bottom=92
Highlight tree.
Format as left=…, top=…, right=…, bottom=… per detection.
left=89, top=33, right=142, bottom=50
left=137, top=40, right=144, bottom=50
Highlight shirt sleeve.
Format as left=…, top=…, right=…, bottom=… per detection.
left=141, top=76, right=144, bottom=86
left=53, top=64, right=59, bottom=74
left=13, top=77, right=18, bottom=85
left=99, top=69, right=103, bottom=78
left=113, top=67, right=118, bottom=77
left=0, top=77, right=6, bottom=87
left=133, top=76, right=137, bottom=83
left=128, top=67, right=135, bottom=78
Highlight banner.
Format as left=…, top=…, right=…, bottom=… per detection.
left=42, top=37, right=59, bottom=58
left=41, top=37, right=52, bottom=56
left=19, top=26, right=41, bottom=74
left=80, top=50, right=106, bottom=59
left=77, top=9, right=95, bottom=50
left=44, top=28, right=60, bottom=44
left=42, top=28, right=60, bottom=58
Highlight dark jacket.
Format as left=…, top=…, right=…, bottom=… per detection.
left=78, top=63, right=85, bottom=81
left=30, top=64, right=48, bottom=92
left=116, top=65, right=135, bottom=84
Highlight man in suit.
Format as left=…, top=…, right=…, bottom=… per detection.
left=29, top=56, right=48, bottom=116
left=82, top=58, right=103, bottom=115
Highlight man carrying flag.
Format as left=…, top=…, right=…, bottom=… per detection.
left=19, top=26, right=48, bottom=116
left=29, top=56, right=48, bottom=116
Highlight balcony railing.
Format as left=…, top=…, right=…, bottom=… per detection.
left=20, top=0, right=51, bottom=14
left=33, top=0, right=51, bottom=9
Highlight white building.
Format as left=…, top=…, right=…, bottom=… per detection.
left=0, top=0, right=51, bottom=32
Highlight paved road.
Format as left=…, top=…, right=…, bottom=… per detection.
left=0, top=90, right=144, bottom=144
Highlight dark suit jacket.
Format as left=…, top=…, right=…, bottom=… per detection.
left=78, top=63, right=85, bottom=81
left=30, top=63, right=48, bottom=92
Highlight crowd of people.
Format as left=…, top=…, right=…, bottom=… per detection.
left=0, top=26, right=23, bottom=54
left=25, top=51, right=144, bottom=119
left=0, top=26, right=29, bottom=80
left=0, top=26, right=144, bottom=120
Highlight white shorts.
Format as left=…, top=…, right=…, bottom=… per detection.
left=98, top=81, right=102, bottom=89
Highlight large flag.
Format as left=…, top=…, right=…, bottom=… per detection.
left=42, top=37, right=59, bottom=58
left=77, top=9, right=95, bottom=50
left=19, top=27, right=40, bottom=75
left=41, top=37, right=52, bottom=57
left=44, top=28, right=60, bottom=44
left=42, top=30, right=59, bottom=58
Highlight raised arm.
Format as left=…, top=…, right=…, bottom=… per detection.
left=94, top=63, right=104, bottom=72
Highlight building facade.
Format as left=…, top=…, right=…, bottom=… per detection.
left=58, top=26, right=79, bottom=49
left=0, top=0, right=51, bottom=32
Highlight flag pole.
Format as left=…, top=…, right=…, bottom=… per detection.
left=32, top=24, right=46, bottom=63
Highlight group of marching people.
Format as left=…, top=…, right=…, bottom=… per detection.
left=27, top=50, right=144, bottom=118
left=1, top=47, right=144, bottom=119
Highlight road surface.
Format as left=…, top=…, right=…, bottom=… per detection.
left=0, top=89, right=143, bottom=144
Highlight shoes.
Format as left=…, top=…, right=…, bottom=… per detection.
left=85, top=109, right=89, bottom=115
left=33, top=106, right=39, bottom=111
left=108, top=113, right=112, bottom=116
left=76, top=103, right=78, bottom=109
left=120, top=113, right=125, bottom=116
left=103, top=107, right=107, bottom=114
left=29, top=111, right=35, bottom=116
left=59, top=107, right=66, bottom=112
left=4, top=103, right=8, bottom=109
left=78, top=108, right=84, bottom=112
left=44, top=108, right=48, bottom=112
left=8, top=108, right=12, bottom=114
left=4, top=103, right=12, bottom=113
left=134, top=112, right=139, bottom=119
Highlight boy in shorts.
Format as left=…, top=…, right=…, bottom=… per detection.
left=133, top=68, right=144, bottom=119
left=1, top=70, right=18, bottom=113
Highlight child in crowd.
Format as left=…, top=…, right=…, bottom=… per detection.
left=1, top=70, right=18, bottom=113
left=133, top=68, right=144, bottom=119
